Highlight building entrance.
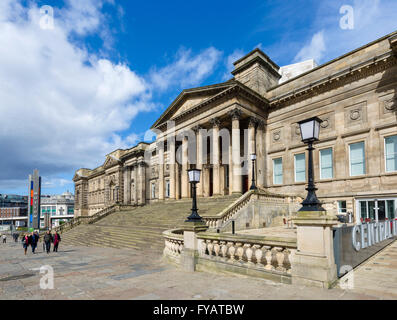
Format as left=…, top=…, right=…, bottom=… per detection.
left=357, top=198, right=396, bottom=222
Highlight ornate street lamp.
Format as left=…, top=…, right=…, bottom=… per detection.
left=186, top=168, right=202, bottom=222
left=250, top=153, right=257, bottom=190
left=297, top=117, right=325, bottom=212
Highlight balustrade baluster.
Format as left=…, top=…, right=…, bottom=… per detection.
left=228, top=242, right=236, bottom=262
left=275, top=247, right=286, bottom=272
left=207, top=240, right=214, bottom=256
left=253, top=245, right=263, bottom=267
left=264, top=246, right=274, bottom=270
left=244, top=244, right=253, bottom=265
left=220, top=241, right=228, bottom=259
left=213, top=241, right=220, bottom=257
left=236, top=242, right=244, bottom=263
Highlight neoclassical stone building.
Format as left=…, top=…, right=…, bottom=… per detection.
left=74, top=31, right=397, bottom=223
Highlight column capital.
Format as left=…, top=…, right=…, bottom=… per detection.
left=248, top=116, right=259, bottom=128
left=209, top=117, right=220, bottom=128
left=228, top=108, right=242, bottom=120
left=256, top=119, right=265, bottom=129
left=192, top=125, right=203, bottom=133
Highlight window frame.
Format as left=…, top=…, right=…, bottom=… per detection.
left=349, top=141, right=366, bottom=177
left=384, top=134, right=397, bottom=173
left=294, top=152, right=306, bottom=183
left=319, top=147, right=333, bottom=180
left=273, top=157, right=283, bottom=185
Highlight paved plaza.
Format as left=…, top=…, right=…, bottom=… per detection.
left=0, top=240, right=396, bottom=300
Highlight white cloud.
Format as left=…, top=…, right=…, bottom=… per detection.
left=0, top=1, right=152, bottom=191
left=0, top=1, right=221, bottom=194
left=149, top=47, right=222, bottom=91
left=222, top=49, right=245, bottom=81
left=292, top=0, right=397, bottom=65
left=294, top=30, right=325, bottom=63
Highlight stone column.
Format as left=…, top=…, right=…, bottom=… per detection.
left=229, top=108, right=242, bottom=194
left=256, top=120, right=265, bottom=188
left=138, top=160, right=146, bottom=205
left=181, top=135, right=189, bottom=198
left=194, top=126, right=204, bottom=197
left=210, top=118, right=220, bottom=196
left=123, top=166, right=131, bottom=204
left=158, top=141, right=165, bottom=200
left=248, top=117, right=257, bottom=187
left=291, top=211, right=338, bottom=288
left=169, top=136, right=176, bottom=200
left=133, top=163, right=138, bottom=204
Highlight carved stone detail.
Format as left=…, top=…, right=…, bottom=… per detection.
left=210, top=117, right=220, bottom=128
left=228, top=108, right=242, bottom=120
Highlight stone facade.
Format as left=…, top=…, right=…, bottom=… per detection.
left=74, top=31, right=397, bottom=222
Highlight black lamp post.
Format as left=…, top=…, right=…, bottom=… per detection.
left=186, top=168, right=202, bottom=222
left=297, top=117, right=325, bottom=212
left=250, top=153, right=257, bottom=190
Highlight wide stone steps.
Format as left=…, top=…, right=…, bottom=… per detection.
left=61, top=195, right=240, bottom=252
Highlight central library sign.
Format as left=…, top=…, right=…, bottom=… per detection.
left=333, top=220, right=397, bottom=277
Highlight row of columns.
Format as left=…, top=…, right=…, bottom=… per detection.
left=123, top=159, right=146, bottom=205
left=155, top=108, right=265, bottom=200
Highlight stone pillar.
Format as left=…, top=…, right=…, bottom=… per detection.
left=194, top=126, right=204, bottom=197
left=229, top=108, right=242, bottom=194
left=133, top=163, right=138, bottom=204
left=210, top=118, right=221, bottom=196
left=248, top=117, right=257, bottom=187
left=138, top=160, right=146, bottom=205
left=291, top=211, right=338, bottom=288
left=175, top=164, right=181, bottom=200
left=181, top=135, right=189, bottom=198
left=123, top=166, right=131, bottom=204
left=181, top=221, right=208, bottom=271
left=256, top=120, right=265, bottom=188
left=158, top=142, right=165, bottom=200
left=169, top=136, right=176, bottom=200
left=228, top=133, right=233, bottom=194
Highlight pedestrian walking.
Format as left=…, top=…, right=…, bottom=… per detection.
left=22, top=234, right=29, bottom=255
left=43, top=231, right=53, bottom=254
left=53, top=231, right=61, bottom=252
left=2, top=234, right=6, bottom=244
left=31, top=231, right=39, bottom=254
left=15, top=233, right=19, bottom=242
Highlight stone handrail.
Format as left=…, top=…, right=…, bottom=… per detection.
left=197, top=232, right=297, bottom=275
left=48, top=203, right=135, bottom=235
left=163, top=229, right=184, bottom=261
left=202, top=188, right=294, bottom=229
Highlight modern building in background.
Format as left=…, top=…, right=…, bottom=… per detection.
left=40, top=191, right=75, bottom=228
left=0, top=194, right=28, bottom=227
left=27, top=169, right=41, bottom=229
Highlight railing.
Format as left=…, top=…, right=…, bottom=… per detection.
left=48, top=203, right=136, bottom=235
left=202, top=188, right=296, bottom=229
left=163, top=229, right=184, bottom=263
left=197, top=232, right=297, bottom=275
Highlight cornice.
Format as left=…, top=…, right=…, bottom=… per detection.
left=269, top=52, right=397, bottom=109
left=157, top=83, right=269, bottom=131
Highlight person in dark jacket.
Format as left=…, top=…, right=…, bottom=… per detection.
left=30, top=232, right=38, bottom=254
left=22, top=234, right=29, bottom=255
left=53, top=231, right=61, bottom=252
left=43, top=231, right=53, bottom=254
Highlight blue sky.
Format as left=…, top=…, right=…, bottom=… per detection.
left=0, top=0, right=396, bottom=196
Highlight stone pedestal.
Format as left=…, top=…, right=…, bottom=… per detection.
left=181, top=221, right=208, bottom=272
left=291, top=211, right=338, bottom=288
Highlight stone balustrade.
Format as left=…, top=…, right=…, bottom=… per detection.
left=163, top=229, right=184, bottom=265
left=202, top=188, right=296, bottom=230
left=196, top=232, right=297, bottom=276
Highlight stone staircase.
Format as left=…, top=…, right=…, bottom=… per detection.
left=60, top=195, right=240, bottom=253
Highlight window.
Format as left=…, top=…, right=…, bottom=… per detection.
left=151, top=183, right=156, bottom=199
left=349, top=142, right=365, bottom=176
left=337, top=200, right=347, bottom=214
left=320, top=148, right=333, bottom=179
left=273, top=158, right=283, bottom=185
left=294, top=153, right=306, bottom=182
left=385, top=135, right=397, bottom=172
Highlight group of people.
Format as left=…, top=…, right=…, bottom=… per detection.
left=21, top=230, right=61, bottom=255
